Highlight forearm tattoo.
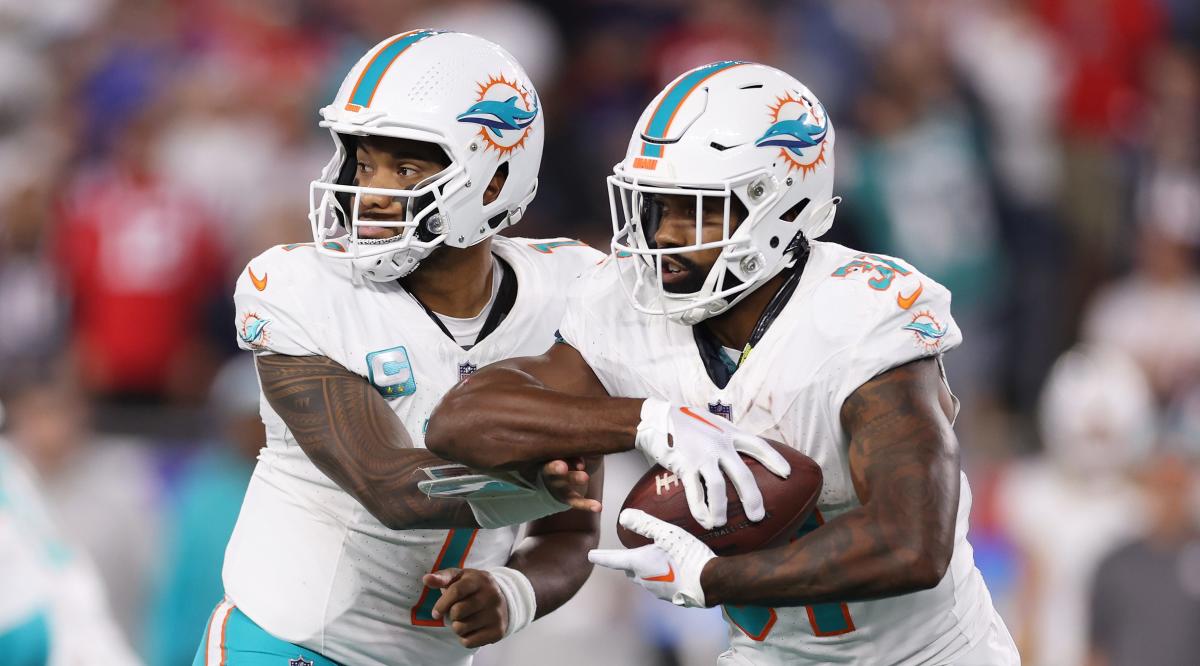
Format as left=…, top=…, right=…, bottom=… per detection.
left=255, top=353, right=477, bottom=530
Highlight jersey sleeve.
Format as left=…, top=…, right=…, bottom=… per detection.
left=521, top=237, right=606, bottom=282
left=818, top=265, right=963, bottom=419
left=555, top=257, right=631, bottom=396
left=518, top=237, right=606, bottom=349
left=233, top=246, right=323, bottom=356
left=555, top=258, right=600, bottom=353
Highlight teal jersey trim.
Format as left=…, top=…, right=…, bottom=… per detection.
left=412, top=529, right=478, bottom=625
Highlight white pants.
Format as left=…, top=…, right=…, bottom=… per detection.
left=948, top=612, right=1021, bottom=666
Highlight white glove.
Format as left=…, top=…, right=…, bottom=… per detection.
left=588, top=508, right=716, bottom=608
left=634, top=398, right=791, bottom=529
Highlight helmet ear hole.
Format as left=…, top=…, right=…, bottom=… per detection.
left=484, top=161, right=511, bottom=229
left=483, top=161, right=509, bottom=206
left=782, top=197, right=810, bottom=222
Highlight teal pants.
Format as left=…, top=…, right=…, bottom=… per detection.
left=193, top=601, right=339, bottom=666
left=0, top=610, right=49, bottom=666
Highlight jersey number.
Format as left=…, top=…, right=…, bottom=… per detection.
left=830, top=253, right=911, bottom=291
left=723, top=511, right=857, bottom=640
left=411, top=529, right=479, bottom=626
left=528, top=239, right=586, bottom=253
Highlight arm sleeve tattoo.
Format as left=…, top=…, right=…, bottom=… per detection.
left=255, top=353, right=478, bottom=530
left=700, top=357, right=960, bottom=607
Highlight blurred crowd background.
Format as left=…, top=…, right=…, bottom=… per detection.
left=1, top=0, right=1198, bottom=664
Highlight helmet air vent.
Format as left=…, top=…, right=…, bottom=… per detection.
left=409, top=62, right=448, bottom=102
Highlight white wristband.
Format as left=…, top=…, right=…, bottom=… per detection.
left=467, top=473, right=569, bottom=529
left=488, top=566, right=537, bottom=637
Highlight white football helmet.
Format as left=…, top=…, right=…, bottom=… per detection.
left=609, top=61, right=839, bottom=324
left=309, top=30, right=543, bottom=281
left=1039, top=345, right=1157, bottom=476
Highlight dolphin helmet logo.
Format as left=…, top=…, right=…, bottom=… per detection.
left=457, top=74, right=538, bottom=157
left=457, top=95, right=539, bottom=137
left=755, top=114, right=828, bottom=151
left=756, top=91, right=830, bottom=177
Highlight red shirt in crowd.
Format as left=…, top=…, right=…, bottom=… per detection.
left=55, top=166, right=224, bottom=397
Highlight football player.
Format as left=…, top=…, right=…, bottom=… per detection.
left=199, top=31, right=608, bottom=666
left=0, top=443, right=139, bottom=664
left=427, top=62, right=1020, bottom=664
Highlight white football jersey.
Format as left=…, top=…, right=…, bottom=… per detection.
left=225, top=235, right=602, bottom=666
left=560, top=240, right=1008, bottom=665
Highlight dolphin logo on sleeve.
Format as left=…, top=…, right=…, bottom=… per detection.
left=238, top=312, right=270, bottom=347
left=902, top=320, right=946, bottom=340
left=903, top=310, right=947, bottom=352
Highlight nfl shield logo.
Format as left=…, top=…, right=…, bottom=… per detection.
left=458, top=362, right=478, bottom=381
left=289, top=657, right=313, bottom=666
left=707, top=401, right=733, bottom=421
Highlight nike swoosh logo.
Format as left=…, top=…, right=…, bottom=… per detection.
left=643, top=564, right=675, bottom=583
left=680, top=406, right=721, bottom=431
left=248, top=267, right=268, bottom=292
left=896, top=282, right=922, bottom=310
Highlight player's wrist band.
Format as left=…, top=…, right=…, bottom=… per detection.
left=487, top=566, right=537, bottom=636
left=467, top=473, right=569, bottom=529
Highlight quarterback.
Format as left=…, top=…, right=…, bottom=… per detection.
left=427, top=62, right=1020, bottom=664
left=200, top=32, right=605, bottom=666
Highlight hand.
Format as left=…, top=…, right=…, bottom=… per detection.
left=588, top=509, right=717, bottom=607
left=423, top=568, right=508, bottom=648
left=540, top=458, right=601, bottom=513
left=635, top=399, right=790, bottom=529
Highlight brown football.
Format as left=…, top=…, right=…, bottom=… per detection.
left=617, top=440, right=822, bottom=556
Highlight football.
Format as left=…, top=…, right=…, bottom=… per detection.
left=617, top=440, right=822, bottom=556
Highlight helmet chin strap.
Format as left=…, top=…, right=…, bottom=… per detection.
left=346, top=173, right=454, bottom=282
left=662, top=253, right=734, bottom=325
left=352, top=243, right=429, bottom=282
left=666, top=237, right=781, bottom=325
left=671, top=300, right=727, bottom=326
